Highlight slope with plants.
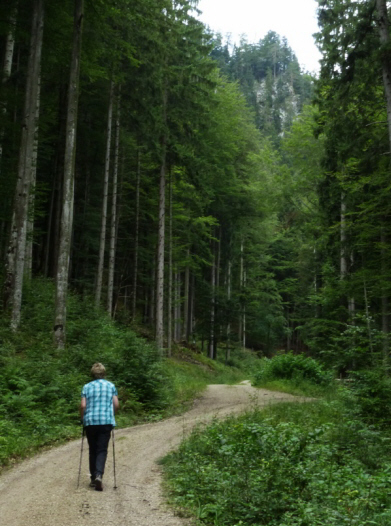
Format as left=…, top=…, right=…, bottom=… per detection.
left=0, top=278, right=252, bottom=469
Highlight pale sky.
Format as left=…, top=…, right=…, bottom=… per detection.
left=195, top=0, right=322, bottom=74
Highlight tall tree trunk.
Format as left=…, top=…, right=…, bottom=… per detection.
left=44, top=177, right=55, bottom=276
left=183, top=248, right=190, bottom=342
left=376, top=0, right=391, bottom=158
left=155, top=149, right=166, bottom=350
left=76, top=114, right=91, bottom=287
left=155, top=85, right=168, bottom=351
left=25, top=66, right=41, bottom=278
left=216, top=228, right=222, bottom=351
left=95, top=80, right=114, bottom=308
left=6, top=0, right=43, bottom=328
left=144, top=287, right=148, bottom=324
left=209, top=240, right=216, bottom=359
left=0, top=4, right=18, bottom=167
left=45, top=82, right=67, bottom=278
left=340, top=192, right=355, bottom=319
left=107, top=94, right=120, bottom=316
left=174, top=271, right=181, bottom=341
left=238, top=239, right=244, bottom=343
left=189, top=272, right=195, bottom=340
left=363, top=276, right=374, bottom=355
left=3, top=6, right=17, bottom=81
left=226, top=258, right=232, bottom=363
left=132, top=149, right=141, bottom=321
left=340, top=192, right=347, bottom=278
left=243, top=267, right=246, bottom=349
left=377, top=0, right=391, bottom=360
left=167, top=170, right=173, bottom=356
left=54, top=0, right=84, bottom=348
left=216, top=228, right=221, bottom=288
left=381, top=226, right=389, bottom=361
left=149, top=264, right=156, bottom=325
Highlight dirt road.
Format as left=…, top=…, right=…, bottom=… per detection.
left=0, top=382, right=303, bottom=526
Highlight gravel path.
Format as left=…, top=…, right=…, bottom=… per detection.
left=0, top=382, right=305, bottom=526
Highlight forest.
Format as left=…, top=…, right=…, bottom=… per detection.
left=0, top=0, right=317, bottom=355
left=2, top=0, right=391, bottom=368
left=2, top=0, right=391, bottom=524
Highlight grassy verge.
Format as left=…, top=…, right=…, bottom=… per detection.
left=164, top=350, right=249, bottom=415
left=254, top=378, right=336, bottom=398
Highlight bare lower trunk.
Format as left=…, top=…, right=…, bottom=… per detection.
left=54, top=0, right=84, bottom=348
left=132, top=150, right=141, bottom=321
left=189, top=272, right=195, bottom=339
left=376, top=1, right=391, bottom=362
left=144, top=287, right=148, bottom=324
left=107, top=95, right=120, bottom=315
left=183, top=248, right=190, bottom=341
left=25, top=66, right=41, bottom=278
left=7, top=0, right=43, bottom=329
left=243, top=268, right=246, bottom=349
left=363, top=278, right=374, bottom=355
left=95, top=80, right=114, bottom=308
left=155, top=85, right=167, bottom=351
left=209, top=240, right=216, bottom=359
left=216, top=228, right=221, bottom=349
left=381, top=227, right=389, bottom=361
left=155, top=145, right=166, bottom=351
left=44, top=178, right=55, bottom=276
left=45, top=83, right=67, bottom=278
left=376, top=0, right=391, bottom=158
left=340, top=192, right=347, bottom=278
left=167, top=171, right=173, bottom=356
left=216, top=228, right=221, bottom=289
left=226, top=258, right=231, bottom=362
left=340, top=192, right=355, bottom=319
left=174, top=271, right=181, bottom=341
left=238, top=239, right=244, bottom=343
left=149, top=265, right=156, bottom=325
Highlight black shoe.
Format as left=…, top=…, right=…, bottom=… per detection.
left=95, top=474, right=103, bottom=491
left=89, top=477, right=96, bottom=487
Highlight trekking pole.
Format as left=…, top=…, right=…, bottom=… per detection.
left=77, top=426, right=85, bottom=489
left=112, top=428, right=117, bottom=489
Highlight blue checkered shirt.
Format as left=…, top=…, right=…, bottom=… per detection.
left=81, top=379, right=118, bottom=427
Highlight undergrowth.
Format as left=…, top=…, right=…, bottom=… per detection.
left=253, top=353, right=335, bottom=397
left=163, top=396, right=391, bottom=526
left=0, top=278, right=251, bottom=470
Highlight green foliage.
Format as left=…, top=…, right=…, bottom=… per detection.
left=0, top=278, right=172, bottom=467
left=254, top=353, right=333, bottom=388
left=163, top=399, right=391, bottom=526
left=321, top=315, right=384, bottom=372
left=0, top=278, right=259, bottom=468
left=347, top=368, right=391, bottom=426
left=164, top=350, right=248, bottom=414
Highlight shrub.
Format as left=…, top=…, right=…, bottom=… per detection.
left=0, top=278, right=173, bottom=467
left=254, top=353, right=333, bottom=387
left=163, top=402, right=391, bottom=526
left=347, top=368, right=391, bottom=425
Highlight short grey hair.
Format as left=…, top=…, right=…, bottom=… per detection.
left=91, top=362, right=106, bottom=379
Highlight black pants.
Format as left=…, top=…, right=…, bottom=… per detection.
left=85, top=425, right=112, bottom=478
